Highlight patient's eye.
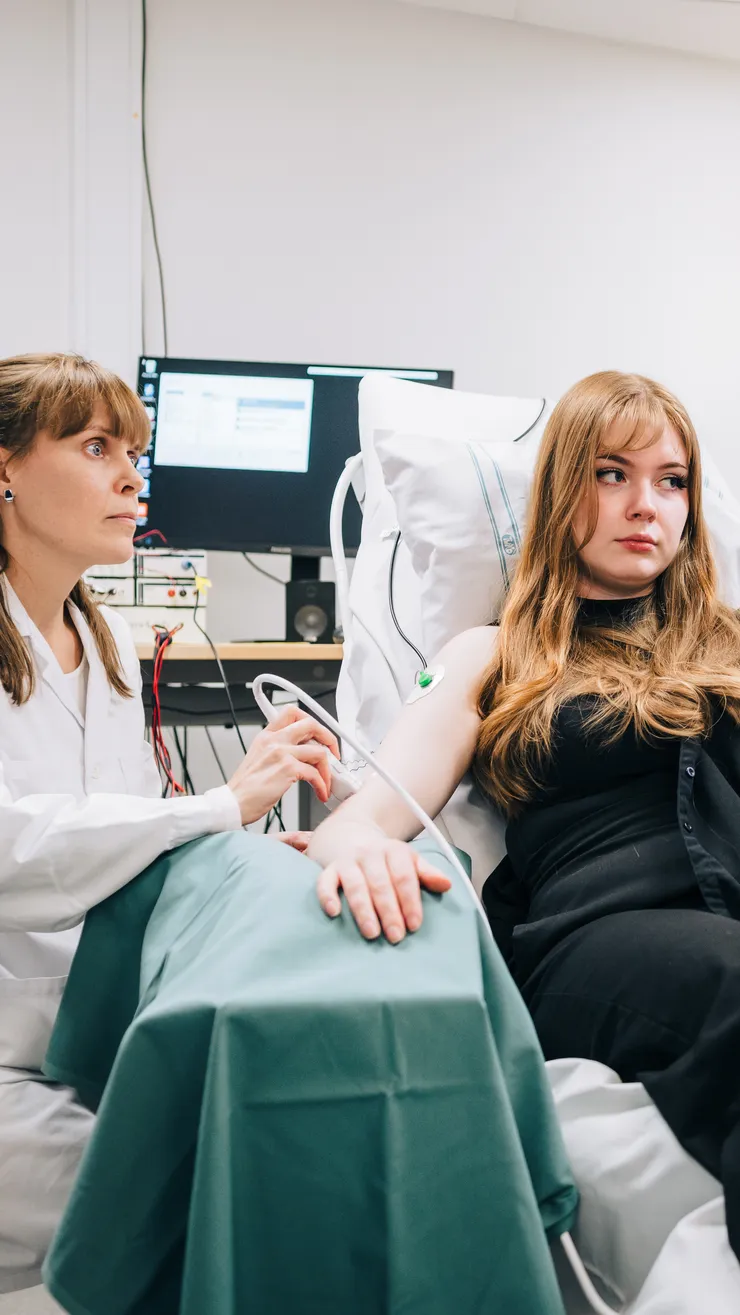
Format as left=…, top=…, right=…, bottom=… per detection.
left=596, top=467, right=625, bottom=485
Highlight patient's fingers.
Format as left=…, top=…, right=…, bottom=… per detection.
left=386, top=845, right=424, bottom=932
left=416, top=856, right=453, bottom=893
left=317, top=846, right=451, bottom=943
left=316, top=863, right=342, bottom=918
left=336, top=863, right=382, bottom=940
left=361, top=852, right=406, bottom=943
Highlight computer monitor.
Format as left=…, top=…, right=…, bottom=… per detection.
left=134, top=357, right=454, bottom=556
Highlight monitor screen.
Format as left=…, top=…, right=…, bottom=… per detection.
left=135, top=358, right=454, bottom=555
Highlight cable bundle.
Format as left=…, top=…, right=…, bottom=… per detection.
left=151, top=622, right=185, bottom=796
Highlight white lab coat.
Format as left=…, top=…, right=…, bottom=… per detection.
left=0, top=578, right=240, bottom=1292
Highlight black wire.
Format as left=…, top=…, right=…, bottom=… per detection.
left=144, top=690, right=335, bottom=717
left=384, top=406, right=546, bottom=670
left=242, top=552, right=286, bottom=587
left=204, top=726, right=228, bottom=784
left=191, top=588, right=250, bottom=755
left=388, top=531, right=427, bottom=671
left=141, top=0, right=168, bottom=356
left=189, top=571, right=285, bottom=830
left=513, top=397, right=547, bottom=442
left=173, top=726, right=196, bottom=795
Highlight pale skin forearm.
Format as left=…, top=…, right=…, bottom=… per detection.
left=307, top=625, right=497, bottom=870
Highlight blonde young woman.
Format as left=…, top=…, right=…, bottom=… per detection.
left=308, top=370, right=740, bottom=1263
left=0, top=353, right=338, bottom=1292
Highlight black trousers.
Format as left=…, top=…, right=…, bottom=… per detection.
left=520, top=909, right=740, bottom=1260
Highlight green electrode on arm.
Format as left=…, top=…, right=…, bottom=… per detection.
left=406, top=665, right=446, bottom=704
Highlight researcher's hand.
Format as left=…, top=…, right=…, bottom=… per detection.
left=315, top=830, right=452, bottom=944
left=273, top=830, right=312, bottom=853
left=227, top=706, right=339, bottom=826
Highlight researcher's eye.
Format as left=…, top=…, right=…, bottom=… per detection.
left=659, top=474, right=689, bottom=491
left=596, top=467, right=625, bottom=485
left=86, top=439, right=105, bottom=458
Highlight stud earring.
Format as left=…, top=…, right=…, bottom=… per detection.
left=3, top=490, right=14, bottom=503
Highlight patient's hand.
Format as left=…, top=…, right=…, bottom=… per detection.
left=314, top=830, right=451, bottom=944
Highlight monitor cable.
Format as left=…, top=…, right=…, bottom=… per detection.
left=242, top=552, right=286, bottom=588
left=141, top=0, right=168, bottom=356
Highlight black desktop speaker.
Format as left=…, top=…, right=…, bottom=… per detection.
left=286, top=580, right=336, bottom=643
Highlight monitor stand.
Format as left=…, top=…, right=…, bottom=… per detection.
left=290, top=554, right=320, bottom=583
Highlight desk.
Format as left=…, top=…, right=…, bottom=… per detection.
left=137, top=641, right=344, bottom=828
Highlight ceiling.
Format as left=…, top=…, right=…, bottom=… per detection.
left=395, top=0, right=740, bottom=63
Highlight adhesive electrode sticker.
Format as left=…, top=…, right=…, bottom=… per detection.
left=405, top=665, right=446, bottom=704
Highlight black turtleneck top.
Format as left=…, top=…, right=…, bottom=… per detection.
left=485, top=594, right=718, bottom=986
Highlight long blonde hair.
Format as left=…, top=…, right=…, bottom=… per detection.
left=0, top=353, right=150, bottom=705
left=474, top=370, right=740, bottom=815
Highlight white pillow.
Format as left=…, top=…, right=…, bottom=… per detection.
left=375, top=421, right=547, bottom=660
left=377, top=406, right=740, bottom=663
left=338, top=376, right=548, bottom=747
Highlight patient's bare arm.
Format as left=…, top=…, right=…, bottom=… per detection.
left=307, top=625, right=497, bottom=941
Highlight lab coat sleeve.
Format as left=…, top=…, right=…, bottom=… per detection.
left=0, top=610, right=242, bottom=933
left=0, top=766, right=242, bottom=933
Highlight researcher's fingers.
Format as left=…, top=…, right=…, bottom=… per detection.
left=316, top=864, right=342, bottom=917
left=265, top=704, right=303, bottom=730
left=337, top=862, right=382, bottom=940
left=289, top=743, right=332, bottom=798
left=385, top=845, right=424, bottom=932
left=415, top=856, right=453, bottom=893
left=275, top=831, right=311, bottom=852
left=359, top=853, right=407, bottom=943
left=269, top=714, right=340, bottom=758
left=291, top=759, right=330, bottom=803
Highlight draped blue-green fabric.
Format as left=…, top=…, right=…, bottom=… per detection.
left=43, top=832, right=577, bottom=1315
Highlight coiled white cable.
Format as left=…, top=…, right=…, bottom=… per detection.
left=251, top=671, right=621, bottom=1315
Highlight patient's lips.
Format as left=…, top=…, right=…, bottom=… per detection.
left=616, top=534, right=656, bottom=551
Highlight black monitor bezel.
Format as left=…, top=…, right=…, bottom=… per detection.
left=136, top=356, right=454, bottom=556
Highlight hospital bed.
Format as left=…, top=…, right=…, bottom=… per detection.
left=326, top=373, right=740, bottom=1315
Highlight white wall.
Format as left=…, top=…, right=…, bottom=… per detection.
left=1, top=2, right=72, bottom=356
left=4, top=0, right=740, bottom=796
left=142, top=0, right=740, bottom=473
left=0, top=0, right=141, bottom=377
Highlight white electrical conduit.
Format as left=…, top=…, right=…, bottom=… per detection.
left=251, top=672, right=620, bottom=1315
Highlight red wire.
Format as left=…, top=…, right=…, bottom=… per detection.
left=151, top=624, right=185, bottom=795
left=134, top=527, right=169, bottom=546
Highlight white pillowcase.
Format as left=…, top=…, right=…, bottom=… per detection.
left=375, top=420, right=546, bottom=661
left=338, top=376, right=551, bottom=748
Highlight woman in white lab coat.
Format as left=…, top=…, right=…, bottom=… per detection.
left=0, top=352, right=336, bottom=1293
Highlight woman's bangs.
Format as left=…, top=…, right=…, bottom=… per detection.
left=616, top=396, right=670, bottom=453
left=99, top=375, right=151, bottom=454
left=39, top=361, right=150, bottom=455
